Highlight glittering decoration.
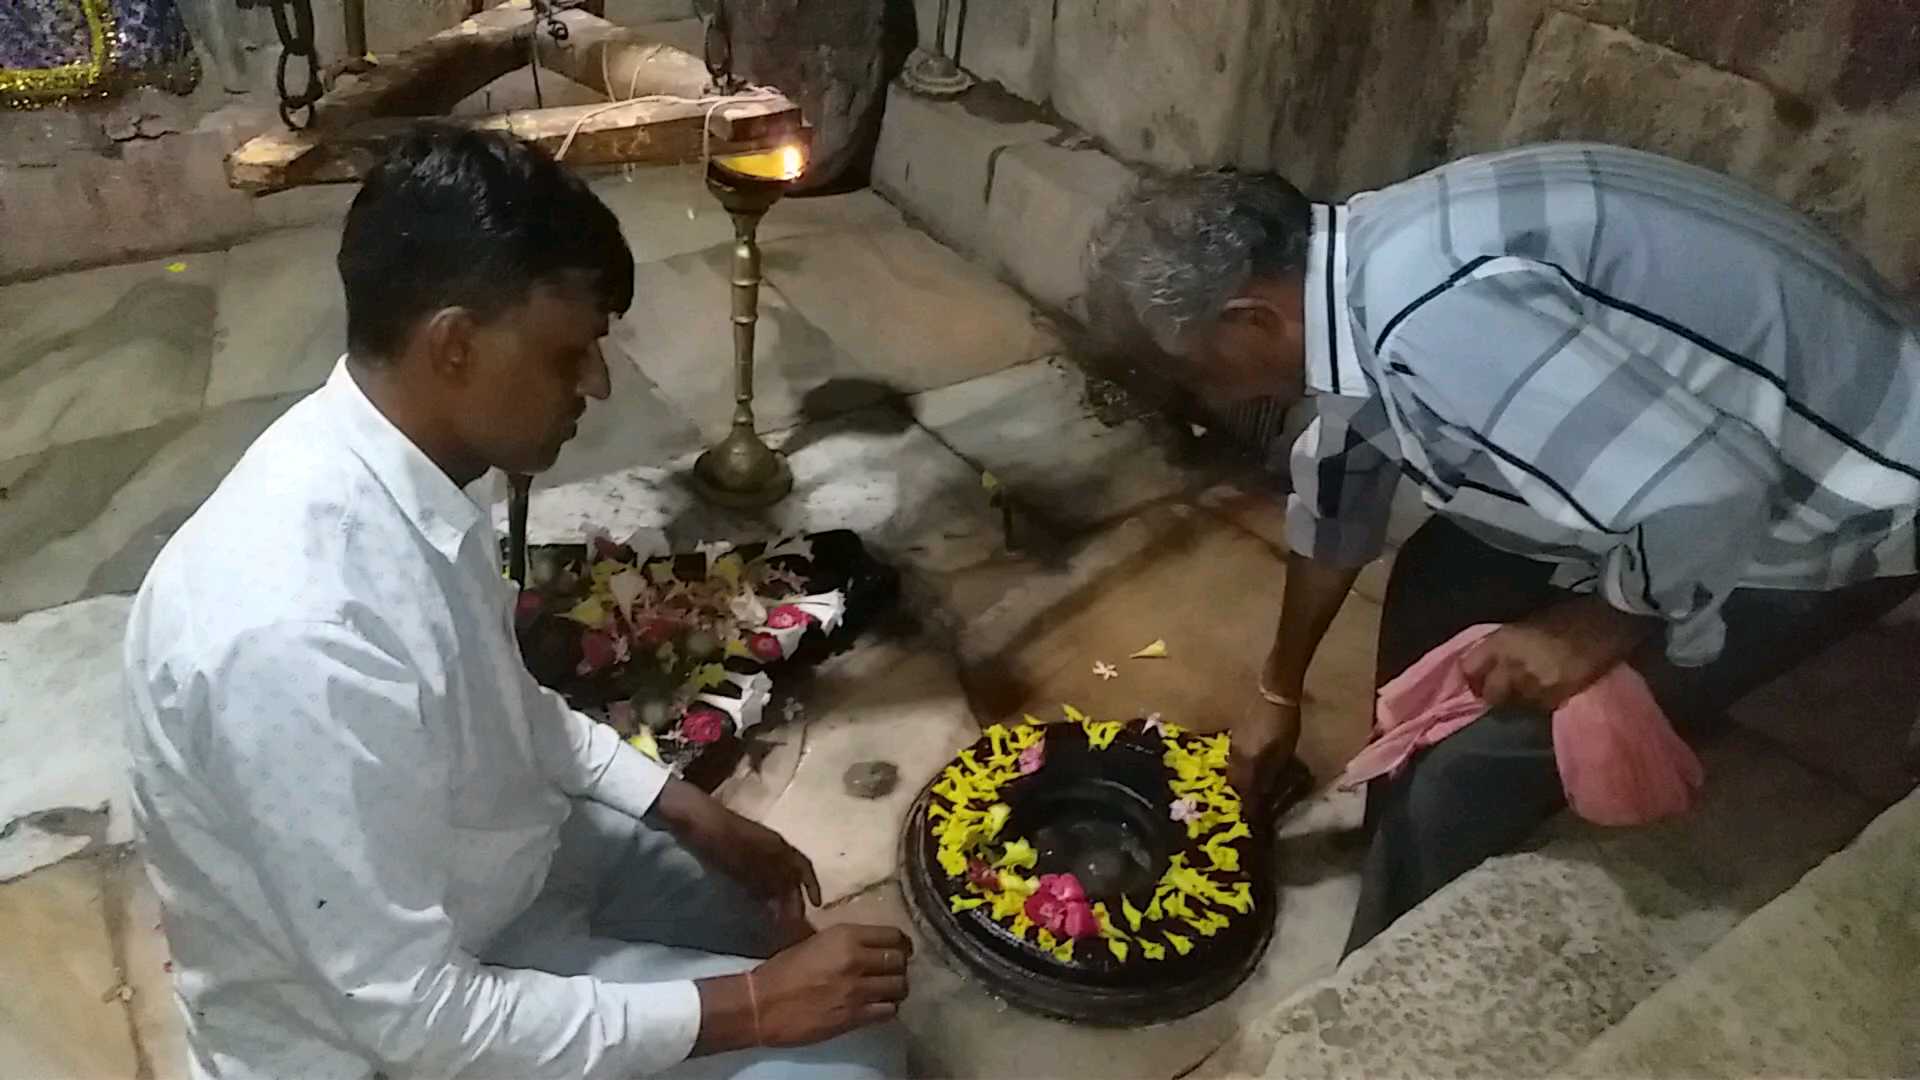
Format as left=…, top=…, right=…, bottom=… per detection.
left=2, top=0, right=198, bottom=109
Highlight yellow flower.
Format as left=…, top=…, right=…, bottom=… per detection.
left=1108, top=939, right=1130, bottom=963
left=1122, top=894, right=1145, bottom=932
left=1165, top=932, right=1194, bottom=956
left=984, top=803, right=1012, bottom=839
left=1051, top=938, right=1076, bottom=964
left=724, top=637, right=753, bottom=659
left=689, top=663, right=730, bottom=691
left=990, top=889, right=1027, bottom=920
left=590, top=559, right=624, bottom=588
left=626, top=730, right=662, bottom=761
left=1084, top=719, right=1124, bottom=750
left=566, top=596, right=612, bottom=627
left=950, top=895, right=986, bottom=913
left=1036, top=929, right=1057, bottom=951
left=1010, top=913, right=1035, bottom=940
left=710, top=553, right=745, bottom=587
left=1061, top=703, right=1089, bottom=724
left=999, top=871, right=1037, bottom=897
left=937, top=847, right=969, bottom=878
left=1140, top=940, right=1167, bottom=961
left=1093, top=902, right=1128, bottom=941
left=645, top=561, right=677, bottom=586
left=994, top=839, right=1038, bottom=872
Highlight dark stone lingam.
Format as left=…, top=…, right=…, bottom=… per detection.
left=902, top=723, right=1278, bottom=1026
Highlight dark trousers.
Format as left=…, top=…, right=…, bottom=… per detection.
left=1342, top=516, right=1919, bottom=956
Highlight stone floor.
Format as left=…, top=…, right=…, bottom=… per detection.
left=3, top=149, right=1916, bottom=1079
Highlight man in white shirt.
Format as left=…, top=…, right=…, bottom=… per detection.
left=124, top=128, right=911, bottom=1079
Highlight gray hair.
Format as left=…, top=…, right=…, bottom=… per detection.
left=1085, top=170, right=1312, bottom=356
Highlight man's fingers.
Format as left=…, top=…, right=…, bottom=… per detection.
left=859, top=1002, right=899, bottom=1024
left=858, top=975, right=910, bottom=1003
left=797, top=852, right=823, bottom=907
left=850, top=924, right=914, bottom=952
left=1478, top=663, right=1514, bottom=708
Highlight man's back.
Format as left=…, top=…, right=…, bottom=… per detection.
left=1350, top=143, right=1920, bottom=457
left=125, top=366, right=578, bottom=1078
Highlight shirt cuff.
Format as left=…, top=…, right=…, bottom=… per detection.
left=588, top=736, right=673, bottom=822
left=604, top=977, right=703, bottom=1075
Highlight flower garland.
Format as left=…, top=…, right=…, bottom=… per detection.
left=516, top=531, right=844, bottom=767
left=927, top=706, right=1254, bottom=966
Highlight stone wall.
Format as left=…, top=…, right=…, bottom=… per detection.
left=923, top=0, right=1920, bottom=294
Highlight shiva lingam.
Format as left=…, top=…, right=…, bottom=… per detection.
left=902, top=717, right=1277, bottom=1026
left=689, top=139, right=810, bottom=508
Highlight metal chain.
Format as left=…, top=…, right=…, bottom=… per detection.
left=240, top=0, right=323, bottom=129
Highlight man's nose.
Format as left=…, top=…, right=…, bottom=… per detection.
left=580, top=341, right=613, bottom=402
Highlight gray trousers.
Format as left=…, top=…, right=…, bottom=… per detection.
left=1344, top=516, right=1920, bottom=956
left=481, top=800, right=906, bottom=1078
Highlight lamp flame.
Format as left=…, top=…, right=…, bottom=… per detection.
left=777, top=143, right=805, bottom=180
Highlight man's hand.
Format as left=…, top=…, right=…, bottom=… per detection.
left=1227, top=696, right=1300, bottom=805
left=1460, top=595, right=1655, bottom=711
left=692, top=925, right=911, bottom=1056
left=656, top=780, right=820, bottom=944
left=751, top=925, right=912, bottom=1046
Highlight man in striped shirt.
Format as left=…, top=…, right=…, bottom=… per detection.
left=1088, top=144, right=1920, bottom=952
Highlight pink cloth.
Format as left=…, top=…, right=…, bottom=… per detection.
left=1338, top=624, right=1704, bottom=826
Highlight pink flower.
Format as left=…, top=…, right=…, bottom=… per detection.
left=514, top=592, right=544, bottom=627
left=634, top=617, right=679, bottom=647
left=681, top=706, right=729, bottom=744
left=1061, top=903, right=1100, bottom=940
left=577, top=630, right=617, bottom=673
left=1017, top=740, right=1046, bottom=776
left=966, top=858, right=999, bottom=892
left=1038, top=873, right=1086, bottom=903
left=1025, top=873, right=1098, bottom=940
left=747, top=632, right=785, bottom=663
left=765, top=604, right=814, bottom=630
left=1170, top=797, right=1201, bottom=824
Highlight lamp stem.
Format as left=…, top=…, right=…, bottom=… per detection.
left=728, top=208, right=766, bottom=434
left=932, top=0, right=952, bottom=55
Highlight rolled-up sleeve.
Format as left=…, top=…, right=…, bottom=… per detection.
left=1286, top=394, right=1403, bottom=567
left=207, top=621, right=701, bottom=1078
left=1388, top=259, right=1780, bottom=665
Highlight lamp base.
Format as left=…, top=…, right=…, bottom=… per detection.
left=899, top=47, right=974, bottom=97
left=691, top=428, right=794, bottom=509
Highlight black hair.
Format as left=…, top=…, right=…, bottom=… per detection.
left=338, top=127, right=635, bottom=360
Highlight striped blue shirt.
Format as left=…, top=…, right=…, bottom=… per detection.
left=1290, top=144, right=1920, bottom=665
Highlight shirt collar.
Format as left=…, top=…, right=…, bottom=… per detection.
left=324, top=357, right=485, bottom=563
left=1303, top=202, right=1369, bottom=398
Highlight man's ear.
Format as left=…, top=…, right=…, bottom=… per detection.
left=421, top=307, right=478, bottom=381
left=1221, top=296, right=1287, bottom=336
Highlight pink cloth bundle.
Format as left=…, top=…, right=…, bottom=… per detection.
left=1338, top=624, right=1704, bottom=826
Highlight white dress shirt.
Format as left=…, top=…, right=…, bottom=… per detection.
left=125, top=361, right=699, bottom=1079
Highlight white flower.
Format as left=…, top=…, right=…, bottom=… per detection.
left=728, top=588, right=768, bottom=626
left=695, top=539, right=736, bottom=562
left=1092, top=661, right=1119, bottom=681
left=1170, top=797, right=1200, bottom=824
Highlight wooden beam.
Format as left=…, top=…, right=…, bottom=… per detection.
left=227, top=2, right=808, bottom=193
left=229, top=96, right=805, bottom=192
left=312, top=4, right=535, bottom=129
left=536, top=27, right=713, bottom=101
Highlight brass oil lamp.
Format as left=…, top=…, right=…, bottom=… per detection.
left=689, top=140, right=809, bottom=508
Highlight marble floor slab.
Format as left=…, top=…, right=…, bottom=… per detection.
left=0, top=596, right=136, bottom=881
left=0, top=254, right=223, bottom=462
left=914, top=357, right=1198, bottom=532
left=0, top=393, right=304, bottom=620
